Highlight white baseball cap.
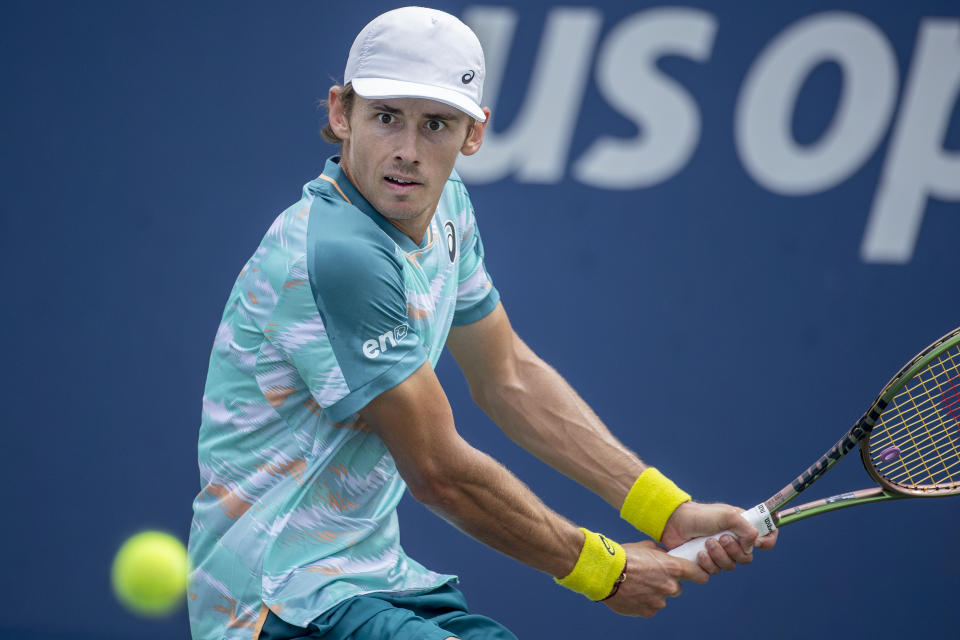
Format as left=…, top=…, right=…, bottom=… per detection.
left=344, top=6, right=486, bottom=122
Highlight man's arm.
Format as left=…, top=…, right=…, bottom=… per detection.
left=445, top=303, right=775, bottom=567
left=358, top=360, right=710, bottom=615
left=447, top=303, right=642, bottom=508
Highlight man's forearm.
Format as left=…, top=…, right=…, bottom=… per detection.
left=415, top=439, right=584, bottom=579
left=473, top=335, right=645, bottom=508
left=358, top=361, right=586, bottom=581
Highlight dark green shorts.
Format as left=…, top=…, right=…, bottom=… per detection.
left=258, top=583, right=517, bottom=640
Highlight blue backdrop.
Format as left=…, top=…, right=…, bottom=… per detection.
left=2, top=1, right=958, bottom=638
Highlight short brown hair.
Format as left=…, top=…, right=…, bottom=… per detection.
left=320, top=83, right=356, bottom=145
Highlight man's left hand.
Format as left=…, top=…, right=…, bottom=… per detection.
left=659, top=501, right=779, bottom=574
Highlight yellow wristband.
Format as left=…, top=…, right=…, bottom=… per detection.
left=619, top=467, right=692, bottom=541
left=554, top=528, right=627, bottom=601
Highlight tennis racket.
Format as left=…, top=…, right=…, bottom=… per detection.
left=669, top=326, right=960, bottom=562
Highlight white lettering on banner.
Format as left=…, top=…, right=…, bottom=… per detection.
left=457, top=6, right=960, bottom=264
left=735, top=12, right=898, bottom=195
left=573, top=8, right=716, bottom=189
left=861, top=20, right=960, bottom=263
left=460, top=6, right=602, bottom=183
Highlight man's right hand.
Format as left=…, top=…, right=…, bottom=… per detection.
left=602, top=541, right=709, bottom=617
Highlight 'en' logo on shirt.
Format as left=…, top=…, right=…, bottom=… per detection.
left=363, top=324, right=410, bottom=359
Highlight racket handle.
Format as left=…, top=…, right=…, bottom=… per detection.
left=667, top=503, right=776, bottom=563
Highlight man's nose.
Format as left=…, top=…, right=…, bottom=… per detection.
left=394, top=125, right=420, bottom=164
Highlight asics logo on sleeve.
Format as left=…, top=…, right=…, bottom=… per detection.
left=443, top=221, right=457, bottom=263
left=362, top=324, right=410, bottom=359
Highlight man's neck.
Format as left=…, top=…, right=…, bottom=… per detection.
left=385, top=214, right=433, bottom=246
left=338, top=157, right=436, bottom=246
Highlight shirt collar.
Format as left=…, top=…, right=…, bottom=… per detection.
left=314, top=156, right=423, bottom=252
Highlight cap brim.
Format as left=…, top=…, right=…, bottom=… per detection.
left=351, top=77, right=486, bottom=122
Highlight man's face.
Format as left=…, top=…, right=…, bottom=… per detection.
left=331, top=92, right=485, bottom=224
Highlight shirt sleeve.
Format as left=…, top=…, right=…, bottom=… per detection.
left=451, top=185, right=500, bottom=326
left=306, top=205, right=426, bottom=423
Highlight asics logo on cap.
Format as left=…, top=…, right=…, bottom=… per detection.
left=461, top=70, right=475, bottom=84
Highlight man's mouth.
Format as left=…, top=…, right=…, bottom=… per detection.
left=384, top=175, right=421, bottom=187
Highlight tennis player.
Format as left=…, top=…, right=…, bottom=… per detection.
left=187, top=7, right=776, bottom=640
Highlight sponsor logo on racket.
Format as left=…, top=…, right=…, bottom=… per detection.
left=943, top=375, right=960, bottom=438
left=754, top=504, right=776, bottom=534
left=825, top=492, right=857, bottom=504
left=791, top=423, right=865, bottom=493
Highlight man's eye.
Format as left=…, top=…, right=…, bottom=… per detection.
left=426, top=120, right=445, bottom=132
left=378, top=113, right=395, bottom=124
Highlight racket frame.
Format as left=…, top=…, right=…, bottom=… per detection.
left=667, top=327, right=960, bottom=561
left=764, top=327, right=960, bottom=524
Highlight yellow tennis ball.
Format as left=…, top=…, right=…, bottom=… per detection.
left=111, top=530, right=190, bottom=616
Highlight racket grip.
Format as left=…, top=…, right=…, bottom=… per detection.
left=666, top=503, right=776, bottom=563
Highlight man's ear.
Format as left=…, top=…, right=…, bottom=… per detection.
left=329, top=86, right=351, bottom=141
left=460, top=107, right=491, bottom=156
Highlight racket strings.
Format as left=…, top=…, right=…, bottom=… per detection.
left=871, top=348, right=960, bottom=488
left=868, top=344, right=960, bottom=491
left=869, top=351, right=960, bottom=454
left=887, top=385, right=958, bottom=486
left=873, top=351, right=960, bottom=475
left=872, top=345, right=960, bottom=438
left=879, top=429, right=960, bottom=485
